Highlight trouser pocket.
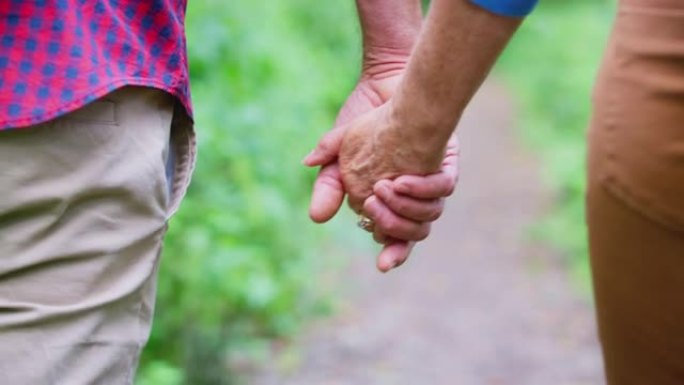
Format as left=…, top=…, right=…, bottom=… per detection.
left=166, top=101, right=197, bottom=218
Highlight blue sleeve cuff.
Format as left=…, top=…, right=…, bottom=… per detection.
left=470, top=0, right=538, bottom=17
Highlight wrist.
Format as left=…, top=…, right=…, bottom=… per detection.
left=384, top=99, right=451, bottom=174
left=362, top=46, right=412, bottom=80
left=387, top=55, right=465, bottom=155
left=356, top=0, right=422, bottom=76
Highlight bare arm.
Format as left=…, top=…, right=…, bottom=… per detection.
left=308, top=0, right=425, bottom=226
left=356, top=0, right=422, bottom=78
left=391, top=0, right=522, bottom=168
left=308, top=0, right=523, bottom=175
left=308, top=0, right=459, bottom=272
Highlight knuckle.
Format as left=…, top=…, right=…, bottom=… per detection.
left=383, top=189, right=401, bottom=205
left=317, top=173, right=341, bottom=189
left=380, top=188, right=395, bottom=205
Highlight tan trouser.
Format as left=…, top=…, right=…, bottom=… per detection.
left=588, top=0, right=684, bottom=383
left=0, top=87, right=194, bottom=384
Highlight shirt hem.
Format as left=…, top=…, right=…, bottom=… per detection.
left=0, top=78, right=193, bottom=131
left=469, top=0, right=538, bottom=17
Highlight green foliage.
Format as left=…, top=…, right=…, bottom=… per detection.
left=138, top=1, right=362, bottom=383
left=137, top=361, right=183, bottom=385
left=497, top=1, right=614, bottom=289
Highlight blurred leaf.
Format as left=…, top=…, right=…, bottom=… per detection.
left=140, top=1, right=361, bottom=383
left=497, top=1, right=613, bottom=286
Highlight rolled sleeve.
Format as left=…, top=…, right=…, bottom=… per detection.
left=470, top=0, right=538, bottom=17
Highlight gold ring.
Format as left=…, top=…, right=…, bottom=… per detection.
left=357, top=215, right=375, bottom=232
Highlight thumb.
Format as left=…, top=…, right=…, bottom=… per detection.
left=302, top=126, right=346, bottom=167
left=376, top=240, right=415, bottom=273
left=309, top=162, right=346, bottom=223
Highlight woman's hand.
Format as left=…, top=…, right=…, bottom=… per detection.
left=362, top=135, right=459, bottom=271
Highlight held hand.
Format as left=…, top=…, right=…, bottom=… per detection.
left=307, top=72, right=402, bottom=224
left=334, top=72, right=403, bottom=128
left=366, top=135, right=459, bottom=240
left=305, top=55, right=456, bottom=273
left=305, top=101, right=458, bottom=272
left=361, top=135, right=459, bottom=272
left=306, top=73, right=435, bottom=273
left=306, top=102, right=446, bottom=213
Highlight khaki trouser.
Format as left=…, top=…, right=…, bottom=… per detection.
left=0, top=87, right=194, bottom=384
left=588, top=0, right=684, bottom=383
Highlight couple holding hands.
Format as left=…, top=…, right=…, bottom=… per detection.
left=305, top=0, right=520, bottom=272
left=7, top=0, right=683, bottom=383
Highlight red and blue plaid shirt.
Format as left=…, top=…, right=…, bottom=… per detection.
left=0, top=0, right=192, bottom=130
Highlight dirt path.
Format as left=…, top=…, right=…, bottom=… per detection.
left=254, top=82, right=605, bottom=385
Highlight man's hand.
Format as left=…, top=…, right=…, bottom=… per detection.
left=304, top=95, right=459, bottom=272
left=303, top=0, right=473, bottom=272
left=305, top=0, right=421, bottom=230
left=306, top=70, right=404, bottom=225
left=305, top=72, right=454, bottom=273
left=307, top=101, right=448, bottom=212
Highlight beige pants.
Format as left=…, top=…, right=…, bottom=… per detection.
left=0, top=87, right=194, bottom=384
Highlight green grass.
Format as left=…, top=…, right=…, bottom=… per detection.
left=497, top=0, right=614, bottom=290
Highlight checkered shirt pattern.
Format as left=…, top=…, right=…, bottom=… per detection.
left=0, top=0, right=192, bottom=130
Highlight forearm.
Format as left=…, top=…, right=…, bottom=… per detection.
left=355, top=0, right=423, bottom=76
left=391, top=0, right=522, bottom=163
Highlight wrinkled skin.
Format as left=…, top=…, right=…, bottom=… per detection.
left=305, top=70, right=459, bottom=272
